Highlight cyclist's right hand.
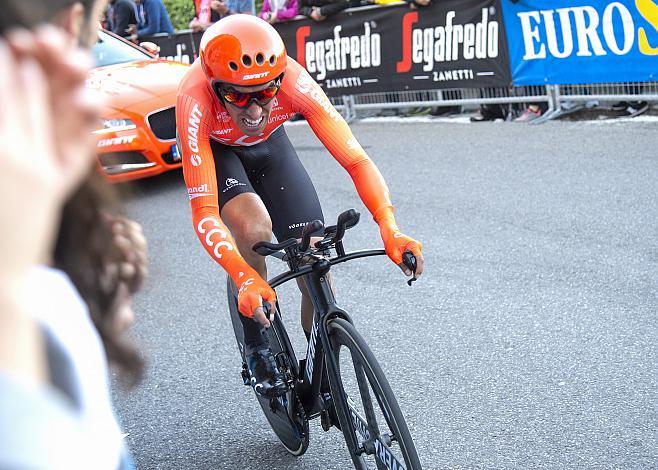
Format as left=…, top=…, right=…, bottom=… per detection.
left=237, top=273, right=276, bottom=328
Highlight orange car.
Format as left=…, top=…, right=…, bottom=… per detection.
left=88, top=30, right=189, bottom=182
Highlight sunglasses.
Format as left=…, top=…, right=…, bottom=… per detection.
left=214, top=79, right=281, bottom=109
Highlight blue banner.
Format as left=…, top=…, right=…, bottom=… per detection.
left=501, top=0, right=658, bottom=84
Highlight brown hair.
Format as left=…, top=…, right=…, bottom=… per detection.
left=54, top=174, right=144, bottom=384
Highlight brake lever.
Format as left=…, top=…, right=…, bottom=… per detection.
left=402, top=251, right=418, bottom=287
left=262, top=302, right=274, bottom=324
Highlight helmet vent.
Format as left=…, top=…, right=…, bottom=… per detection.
left=242, top=54, right=252, bottom=67
left=229, top=61, right=239, bottom=71
left=269, top=55, right=276, bottom=66
left=255, top=53, right=265, bottom=65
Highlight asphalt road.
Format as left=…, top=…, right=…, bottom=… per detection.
left=113, top=117, right=657, bottom=469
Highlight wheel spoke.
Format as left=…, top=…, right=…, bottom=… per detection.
left=350, top=355, right=389, bottom=470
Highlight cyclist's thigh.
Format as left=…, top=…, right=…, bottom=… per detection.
left=212, top=139, right=257, bottom=208
left=244, top=126, right=324, bottom=241
left=212, top=139, right=271, bottom=232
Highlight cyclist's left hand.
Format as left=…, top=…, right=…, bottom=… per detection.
left=381, top=230, right=424, bottom=278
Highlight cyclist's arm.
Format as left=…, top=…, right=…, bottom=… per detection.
left=175, top=92, right=253, bottom=285
left=288, top=62, right=399, bottom=232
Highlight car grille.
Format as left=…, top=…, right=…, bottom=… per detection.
left=98, top=151, right=149, bottom=167
left=147, top=107, right=176, bottom=140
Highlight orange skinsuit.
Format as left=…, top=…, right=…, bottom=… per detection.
left=176, top=57, right=422, bottom=316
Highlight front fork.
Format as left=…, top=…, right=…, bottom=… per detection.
left=299, top=261, right=362, bottom=451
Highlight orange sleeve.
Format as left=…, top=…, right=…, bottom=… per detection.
left=287, top=60, right=399, bottom=231
left=176, top=79, right=253, bottom=284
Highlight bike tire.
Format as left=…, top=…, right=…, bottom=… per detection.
left=226, top=278, right=309, bottom=456
left=327, top=317, right=422, bottom=470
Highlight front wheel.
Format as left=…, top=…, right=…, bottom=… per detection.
left=327, top=317, right=422, bottom=470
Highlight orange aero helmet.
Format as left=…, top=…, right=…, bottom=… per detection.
left=199, top=15, right=287, bottom=87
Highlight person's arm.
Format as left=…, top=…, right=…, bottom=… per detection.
left=277, top=0, right=299, bottom=21
left=175, top=74, right=276, bottom=318
left=298, top=0, right=317, bottom=15
left=288, top=60, right=423, bottom=273
left=137, top=2, right=162, bottom=37
left=319, top=0, right=347, bottom=17
left=258, top=0, right=272, bottom=19
left=190, top=0, right=201, bottom=23
left=405, top=0, right=430, bottom=8
left=301, top=0, right=328, bottom=7
left=176, top=95, right=240, bottom=280
left=112, top=4, right=134, bottom=36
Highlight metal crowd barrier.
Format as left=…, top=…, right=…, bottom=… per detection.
left=332, top=86, right=551, bottom=122
left=535, top=82, right=658, bottom=122
left=330, top=83, right=658, bottom=124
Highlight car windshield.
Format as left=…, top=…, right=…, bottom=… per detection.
left=92, top=30, right=151, bottom=67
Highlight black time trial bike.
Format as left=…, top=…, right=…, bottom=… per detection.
left=227, top=208, right=422, bottom=469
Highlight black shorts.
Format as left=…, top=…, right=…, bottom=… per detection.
left=211, top=125, right=324, bottom=241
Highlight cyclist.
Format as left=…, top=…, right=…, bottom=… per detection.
left=176, top=14, right=424, bottom=398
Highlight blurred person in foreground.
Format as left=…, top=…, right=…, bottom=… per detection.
left=0, top=26, right=97, bottom=468
left=0, top=1, right=146, bottom=469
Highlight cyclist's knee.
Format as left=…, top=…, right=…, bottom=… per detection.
left=221, top=193, right=271, bottom=247
left=232, top=218, right=273, bottom=251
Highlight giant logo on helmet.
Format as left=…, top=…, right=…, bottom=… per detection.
left=243, top=71, right=270, bottom=81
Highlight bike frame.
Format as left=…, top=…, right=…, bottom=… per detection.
left=266, top=248, right=385, bottom=455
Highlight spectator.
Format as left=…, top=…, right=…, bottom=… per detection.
left=406, top=0, right=430, bottom=8
left=299, top=0, right=347, bottom=21
left=189, top=0, right=230, bottom=32
left=259, top=0, right=298, bottom=23
left=128, top=0, right=174, bottom=40
left=102, top=5, right=114, bottom=30
left=609, top=83, right=649, bottom=118
left=514, top=102, right=548, bottom=122
left=470, top=87, right=510, bottom=122
left=0, top=28, right=92, bottom=465
left=370, top=0, right=430, bottom=8
left=227, top=0, right=256, bottom=15
left=470, top=103, right=507, bottom=122
left=611, top=100, right=649, bottom=117
left=109, top=0, right=138, bottom=37
left=0, top=0, right=147, bottom=468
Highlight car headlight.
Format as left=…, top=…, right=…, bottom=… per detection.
left=93, top=118, right=137, bottom=135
